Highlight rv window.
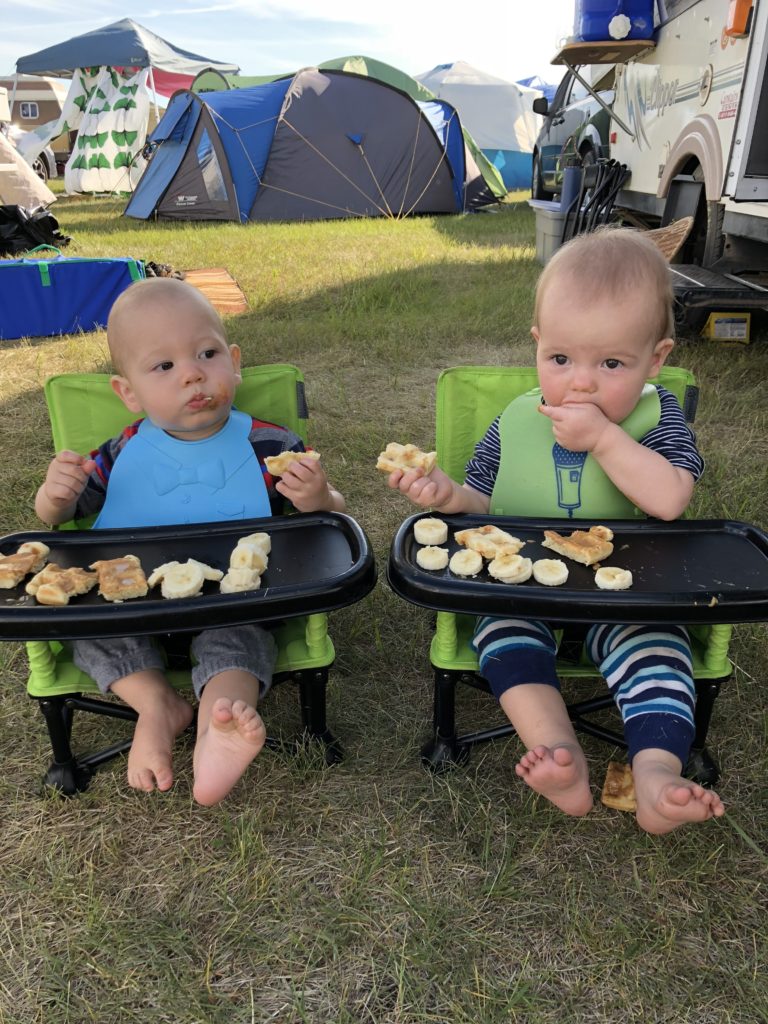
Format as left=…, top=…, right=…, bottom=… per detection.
left=658, top=0, right=701, bottom=25
left=19, top=101, right=39, bottom=120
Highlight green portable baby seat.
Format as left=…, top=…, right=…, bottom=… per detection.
left=26, top=364, right=367, bottom=795
left=418, top=364, right=733, bottom=785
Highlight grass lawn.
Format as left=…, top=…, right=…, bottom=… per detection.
left=0, top=191, right=767, bottom=1024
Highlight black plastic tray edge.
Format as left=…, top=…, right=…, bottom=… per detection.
left=386, top=513, right=768, bottom=626
left=1, top=512, right=377, bottom=640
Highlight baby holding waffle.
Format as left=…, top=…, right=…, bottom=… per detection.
left=387, top=228, right=725, bottom=834
left=35, top=278, right=345, bottom=806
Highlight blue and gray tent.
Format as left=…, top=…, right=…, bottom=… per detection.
left=125, top=68, right=498, bottom=222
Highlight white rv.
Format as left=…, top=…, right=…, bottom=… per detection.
left=609, top=0, right=768, bottom=277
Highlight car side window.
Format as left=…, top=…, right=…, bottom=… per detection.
left=567, top=78, right=590, bottom=104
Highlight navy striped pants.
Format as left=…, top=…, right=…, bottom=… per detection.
left=472, top=617, right=696, bottom=765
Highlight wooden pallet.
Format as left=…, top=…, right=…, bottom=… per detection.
left=183, top=267, right=248, bottom=315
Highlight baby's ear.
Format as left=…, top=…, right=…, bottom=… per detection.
left=229, top=343, right=242, bottom=383
left=651, top=337, right=674, bottom=375
left=110, top=375, right=142, bottom=413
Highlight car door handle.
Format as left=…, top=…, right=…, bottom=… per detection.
left=551, top=115, right=565, bottom=126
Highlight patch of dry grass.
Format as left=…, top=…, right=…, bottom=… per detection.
left=0, top=195, right=766, bottom=1024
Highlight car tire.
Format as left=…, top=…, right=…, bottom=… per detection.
left=531, top=151, right=548, bottom=200
left=31, top=156, right=49, bottom=182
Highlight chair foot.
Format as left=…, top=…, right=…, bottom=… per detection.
left=421, top=732, right=470, bottom=773
left=685, top=747, right=720, bottom=787
left=42, top=760, right=93, bottom=797
left=300, top=728, right=343, bottom=765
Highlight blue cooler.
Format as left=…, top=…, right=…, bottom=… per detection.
left=0, top=247, right=145, bottom=341
left=574, top=0, right=655, bottom=41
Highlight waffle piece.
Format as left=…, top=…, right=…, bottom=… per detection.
left=541, top=525, right=614, bottom=566
left=600, top=761, right=637, bottom=812
left=264, top=450, right=321, bottom=477
left=455, top=525, right=525, bottom=560
left=0, top=541, right=50, bottom=588
left=375, top=442, right=437, bottom=475
left=90, top=555, right=149, bottom=602
left=26, top=563, right=98, bottom=606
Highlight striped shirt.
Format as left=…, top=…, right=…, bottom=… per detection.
left=75, top=414, right=306, bottom=521
left=465, top=385, right=703, bottom=498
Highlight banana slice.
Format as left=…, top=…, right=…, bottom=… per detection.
left=229, top=543, right=268, bottom=573
left=595, top=566, right=633, bottom=591
left=220, top=567, right=262, bottom=593
left=189, top=559, right=224, bottom=582
left=416, top=545, right=449, bottom=570
left=488, top=551, right=533, bottom=583
left=159, top=561, right=206, bottom=599
left=532, top=559, right=569, bottom=587
left=413, top=518, right=448, bottom=546
left=237, top=532, right=271, bottom=556
left=147, top=560, right=180, bottom=589
left=449, top=549, right=483, bottom=577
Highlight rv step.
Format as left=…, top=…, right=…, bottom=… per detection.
left=670, top=264, right=768, bottom=312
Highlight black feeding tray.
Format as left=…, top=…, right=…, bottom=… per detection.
left=1, top=512, right=376, bottom=641
left=387, top=513, right=768, bottom=625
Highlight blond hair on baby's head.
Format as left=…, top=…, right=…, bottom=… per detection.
left=534, top=227, right=675, bottom=344
left=107, top=277, right=224, bottom=374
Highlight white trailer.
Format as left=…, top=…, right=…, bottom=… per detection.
left=552, top=0, right=768, bottom=324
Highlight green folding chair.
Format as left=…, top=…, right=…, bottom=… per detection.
left=419, top=365, right=732, bottom=785
left=26, top=364, right=353, bottom=795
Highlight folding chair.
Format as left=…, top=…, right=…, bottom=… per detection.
left=25, top=364, right=362, bottom=795
left=561, top=159, right=630, bottom=244
left=416, top=365, right=732, bottom=786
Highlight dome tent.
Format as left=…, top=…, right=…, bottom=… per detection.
left=125, top=68, right=498, bottom=223
left=416, top=61, right=543, bottom=191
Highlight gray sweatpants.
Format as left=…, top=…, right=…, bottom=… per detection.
left=71, top=623, right=277, bottom=699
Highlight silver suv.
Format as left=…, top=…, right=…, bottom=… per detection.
left=531, top=66, right=614, bottom=200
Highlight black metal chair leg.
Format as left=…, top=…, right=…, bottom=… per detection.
left=684, top=678, right=725, bottom=786
left=296, top=668, right=343, bottom=765
left=36, top=696, right=93, bottom=796
left=422, top=669, right=470, bottom=772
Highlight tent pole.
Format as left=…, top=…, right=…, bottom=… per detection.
left=148, top=65, right=160, bottom=121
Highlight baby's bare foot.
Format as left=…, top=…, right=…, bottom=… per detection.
left=515, top=743, right=593, bottom=816
left=192, top=698, right=266, bottom=806
left=127, top=692, right=193, bottom=793
left=634, top=761, right=725, bottom=835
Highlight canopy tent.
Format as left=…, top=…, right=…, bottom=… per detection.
left=416, top=61, right=543, bottom=191
left=191, top=55, right=506, bottom=202
left=517, top=75, right=558, bottom=103
left=125, top=68, right=498, bottom=223
left=16, top=19, right=238, bottom=91
left=14, top=19, right=238, bottom=194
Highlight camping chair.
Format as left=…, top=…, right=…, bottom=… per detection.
left=561, top=159, right=630, bottom=244
left=26, top=365, right=354, bottom=795
left=415, top=365, right=733, bottom=785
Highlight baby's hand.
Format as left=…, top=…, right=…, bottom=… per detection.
left=42, top=450, right=97, bottom=508
left=388, top=465, right=455, bottom=510
left=538, top=402, right=612, bottom=453
left=276, top=456, right=334, bottom=512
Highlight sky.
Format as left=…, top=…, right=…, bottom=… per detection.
left=2, top=0, right=575, bottom=86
